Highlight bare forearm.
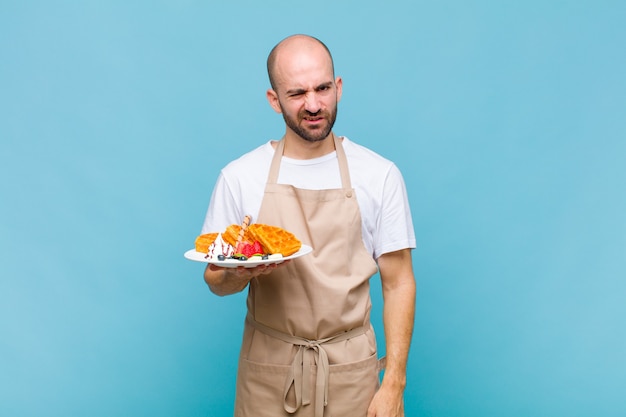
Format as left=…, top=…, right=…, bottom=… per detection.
left=378, top=249, right=416, bottom=388
left=381, top=277, right=416, bottom=388
left=367, top=249, right=415, bottom=416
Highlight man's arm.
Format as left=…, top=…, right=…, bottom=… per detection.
left=204, top=261, right=289, bottom=297
left=368, top=248, right=416, bottom=417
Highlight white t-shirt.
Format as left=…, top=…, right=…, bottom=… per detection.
left=201, top=137, right=416, bottom=259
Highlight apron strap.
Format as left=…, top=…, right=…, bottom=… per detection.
left=246, top=313, right=367, bottom=417
left=267, top=138, right=284, bottom=184
left=267, top=134, right=353, bottom=193
left=332, top=133, right=353, bottom=192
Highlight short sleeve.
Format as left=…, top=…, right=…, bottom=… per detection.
left=200, top=172, right=243, bottom=234
left=373, top=164, right=416, bottom=258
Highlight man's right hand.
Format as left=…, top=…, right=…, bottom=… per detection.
left=204, top=260, right=291, bottom=296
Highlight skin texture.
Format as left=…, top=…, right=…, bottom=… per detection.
left=204, top=35, right=416, bottom=417
left=367, top=248, right=415, bottom=417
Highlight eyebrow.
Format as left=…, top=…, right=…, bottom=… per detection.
left=285, top=82, right=333, bottom=96
left=285, top=88, right=306, bottom=96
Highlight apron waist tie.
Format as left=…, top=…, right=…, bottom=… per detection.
left=246, top=313, right=368, bottom=417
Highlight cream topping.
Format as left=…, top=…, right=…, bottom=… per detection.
left=206, top=233, right=235, bottom=260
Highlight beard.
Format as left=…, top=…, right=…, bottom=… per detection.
left=280, top=103, right=338, bottom=143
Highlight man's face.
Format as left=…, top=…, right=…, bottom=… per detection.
left=277, top=81, right=339, bottom=143
left=268, top=45, right=342, bottom=143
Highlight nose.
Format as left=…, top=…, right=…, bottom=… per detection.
left=304, top=92, right=321, bottom=114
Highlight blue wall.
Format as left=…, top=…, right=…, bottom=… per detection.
left=1, top=1, right=625, bottom=416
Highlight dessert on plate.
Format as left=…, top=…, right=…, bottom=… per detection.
left=197, top=215, right=302, bottom=263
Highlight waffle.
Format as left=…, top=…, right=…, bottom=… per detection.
left=195, top=233, right=218, bottom=253
left=222, top=224, right=255, bottom=247
left=248, top=223, right=302, bottom=256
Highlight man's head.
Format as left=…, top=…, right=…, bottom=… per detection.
left=266, top=35, right=342, bottom=143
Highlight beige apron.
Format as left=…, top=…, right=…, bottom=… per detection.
left=234, top=135, right=383, bottom=417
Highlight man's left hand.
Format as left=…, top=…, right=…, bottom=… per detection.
left=367, top=384, right=404, bottom=417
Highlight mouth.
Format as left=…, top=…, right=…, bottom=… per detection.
left=303, top=116, right=325, bottom=126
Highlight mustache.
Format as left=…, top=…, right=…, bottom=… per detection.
left=300, top=109, right=328, bottom=119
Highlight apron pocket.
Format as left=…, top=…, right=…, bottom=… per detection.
left=235, top=358, right=293, bottom=417
left=325, top=352, right=382, bottom=417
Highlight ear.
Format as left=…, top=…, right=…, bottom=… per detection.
left=266, top=89, right=283, bottom=114
left=335, top=76, right=343, bottom=103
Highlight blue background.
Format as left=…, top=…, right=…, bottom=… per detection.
left=1, top=1, right=625, bottom=416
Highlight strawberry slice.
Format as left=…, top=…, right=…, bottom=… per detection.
left=239, top=241, right=265, bottom=258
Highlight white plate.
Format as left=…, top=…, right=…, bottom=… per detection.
left=184, top=245, right=313, bottom=268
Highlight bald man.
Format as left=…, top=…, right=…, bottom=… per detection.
left=202, top=34, right=416, bottom=417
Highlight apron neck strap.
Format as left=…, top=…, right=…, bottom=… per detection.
left=267, top=134, right=352, bottom=190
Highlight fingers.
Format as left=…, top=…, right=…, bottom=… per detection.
left=208, top=259, right=291, bottom=276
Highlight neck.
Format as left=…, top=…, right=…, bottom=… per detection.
left=281, top=130, right=336, bottom=159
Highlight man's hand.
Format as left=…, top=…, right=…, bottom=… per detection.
left=367, top=383, right=405, bottom=417
left=204, top=260, right=291, bottom=296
